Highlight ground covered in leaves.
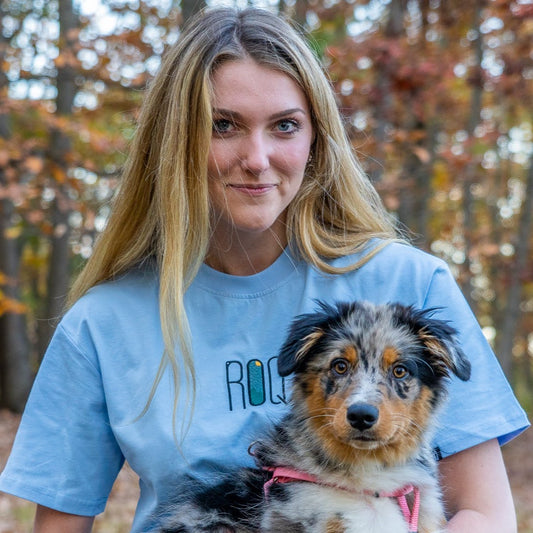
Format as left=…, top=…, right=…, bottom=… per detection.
left=0, top=409, right=531, bottom=532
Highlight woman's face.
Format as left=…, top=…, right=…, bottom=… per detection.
left=207, top=58, right=314, bottom=249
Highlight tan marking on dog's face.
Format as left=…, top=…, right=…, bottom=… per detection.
left=326, top=516, right=346, bottom=533
left=382, top=346, right=399, bottom=369
left=342, top=345, right=358, bottom=365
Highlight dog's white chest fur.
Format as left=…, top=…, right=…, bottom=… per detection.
left=261, top=477, right=445, bottom=533
left=265, top=486, right=409, bottom=532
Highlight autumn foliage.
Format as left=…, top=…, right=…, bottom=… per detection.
left=0, top=0, right=532, bottom=411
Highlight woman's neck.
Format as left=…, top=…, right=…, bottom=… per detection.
left=205, top=229, right=288, bottom=276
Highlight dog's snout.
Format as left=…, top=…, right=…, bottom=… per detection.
left=346, top=403, right=379, bottom=431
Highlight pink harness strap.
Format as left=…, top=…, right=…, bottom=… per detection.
left=374, top=484, right=420, bottom=533
left=263, top=466, right=318, bottom=498
left=263, top=466, right=420, bottom=533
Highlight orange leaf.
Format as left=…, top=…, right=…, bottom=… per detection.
left=0, top=295, right=27, bottom=316
left=24, top=156, right=45, bottom=174
left=51, top=165, right=67, bottom=184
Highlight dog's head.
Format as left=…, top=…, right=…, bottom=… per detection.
left=277, top=301, right=470, bottom=464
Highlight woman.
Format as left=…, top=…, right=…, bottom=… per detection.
left=0, top=7, right=528, bottom=532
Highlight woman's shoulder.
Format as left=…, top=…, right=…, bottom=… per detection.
left=318, top=240, right=455, bottom=308
left=62, top=261, right=160, bottom=329
left=330, top=239, right=449, bottom=274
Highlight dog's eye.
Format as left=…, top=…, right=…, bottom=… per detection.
left=331, top=359, right=349, bottom=376
left=392, top=364, right=409, bottom=379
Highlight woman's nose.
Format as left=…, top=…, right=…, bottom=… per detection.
left=240, top=132, right=271, bottom=175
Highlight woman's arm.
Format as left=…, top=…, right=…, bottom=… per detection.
left=439, top=438, right=517, bottom=533
left=33, top=505, right=94, bottom=533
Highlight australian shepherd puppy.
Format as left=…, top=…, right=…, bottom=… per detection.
left=157, top=301, right=471, bottom=533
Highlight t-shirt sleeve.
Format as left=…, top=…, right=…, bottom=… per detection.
left=423, top=263, right=529, bottom=458
left=0, top=322, right=125, bottom=516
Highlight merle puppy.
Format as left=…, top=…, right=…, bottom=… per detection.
left=155, top=301, right=471, bottom=533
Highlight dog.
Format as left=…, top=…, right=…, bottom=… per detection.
left=156, top=301, right=471, bottom=533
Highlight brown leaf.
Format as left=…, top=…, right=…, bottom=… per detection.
left=412, top=146, right=431, bottom=164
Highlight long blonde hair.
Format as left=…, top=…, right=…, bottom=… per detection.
left=69, top=7, right=398, bottom=423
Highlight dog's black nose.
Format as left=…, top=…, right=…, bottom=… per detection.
left=347, top=403, right=379, bottom=431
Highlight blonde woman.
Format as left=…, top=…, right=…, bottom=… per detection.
left=0, top=7, right=527, bottom=533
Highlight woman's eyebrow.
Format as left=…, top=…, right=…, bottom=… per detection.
left=212, top=107, right=307, bottom=120
left=212, top=108, right=240, bottom=119
left=269, top=108, right=307, bottom=119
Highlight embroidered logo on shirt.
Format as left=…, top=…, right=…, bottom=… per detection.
left=225, top=357, right=287, bottom=411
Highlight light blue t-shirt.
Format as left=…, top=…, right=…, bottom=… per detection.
left=0, top=242, right=529, bottom=531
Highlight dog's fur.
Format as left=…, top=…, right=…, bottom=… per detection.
left=156, top=301, right=471, bottom=533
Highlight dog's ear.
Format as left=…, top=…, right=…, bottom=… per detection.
left=395, top=305, right=471, bottom=381
left=277, top=301, right=341, bottom=377
left=277, top=314, right=326, bottom=377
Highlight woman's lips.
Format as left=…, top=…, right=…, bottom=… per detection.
left=227, top=183, right=277, bottom=196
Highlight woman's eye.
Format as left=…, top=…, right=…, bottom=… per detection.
left=392, top=365, right=409, bottom=380
left=276, top=119, right=300, bottom=134
left=213, top=119, right=234, bottom=134
left=331, top=358, right=349, bottom=376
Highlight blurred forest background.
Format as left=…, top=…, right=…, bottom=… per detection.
left=0, top=0, right=532, bottom=531
left=0, top=0, right=532, bottom=416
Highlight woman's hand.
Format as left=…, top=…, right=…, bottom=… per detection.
left=439, top=438, right=517, bottom=533
left=33, top=505, right=94, bottom=533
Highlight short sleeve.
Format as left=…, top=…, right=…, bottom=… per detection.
left=0, top=322, right=125, bottom=515
left=424, top=264, right=529, bottom=457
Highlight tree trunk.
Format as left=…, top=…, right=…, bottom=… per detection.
left=292, top=0, right=309, bottom=27
left=397, top=115, right=437, bottom=249
left=36, top=0, right=77, bottom=359
left=486, top=148, right=507, bottom=337
left=370, top=0, right=405, bottom=183
left=181, top=0, right=206, bottom=24
left=460, top=0, right=484, bottom=311
left=496, top=151, right=533, bottom=378
left=0, top=222, right=33, bottom=411
left=0, top=3, right=33, bottom=411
